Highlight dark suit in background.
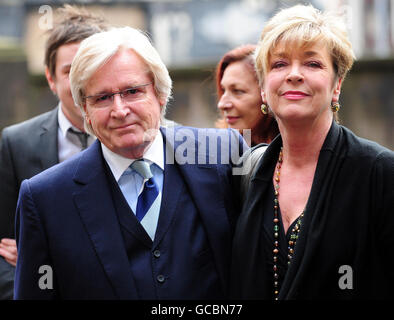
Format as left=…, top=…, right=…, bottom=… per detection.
left=0, top=108, right=58, bottom=300
left=0, top=107, right=58, bottom=239
left=0, top=257, right=14, bottom=300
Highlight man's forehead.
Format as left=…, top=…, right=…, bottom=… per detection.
left=85, top=48, right=152, bottom=93
left=87, top=72, right=151, bottom=95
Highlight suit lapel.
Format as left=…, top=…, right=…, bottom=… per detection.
left=153, top=161, right=183, bottom=246
left=38, top=107, right=59, bottom=169
left=72, top=141, right=139, bottom=299
left=160, top=127, right=231, bottom=293
left=179, top=163, right=230, bottom=292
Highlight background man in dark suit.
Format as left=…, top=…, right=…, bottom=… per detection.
left=15, top=26, right=247, bottom=299
left=0, top=5, right=108, bottom=299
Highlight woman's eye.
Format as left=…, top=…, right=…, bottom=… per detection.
left=272, top=61, right=286, bottom=69
left=306, top=61, right=322, bottom=68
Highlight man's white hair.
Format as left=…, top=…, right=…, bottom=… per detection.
left=70, top=26, right=172, bottom=134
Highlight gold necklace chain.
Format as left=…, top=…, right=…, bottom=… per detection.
left=273, top=147, right=304, bottom=300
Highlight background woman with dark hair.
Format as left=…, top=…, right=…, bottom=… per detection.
left=216, top=44, right=278, bottom=146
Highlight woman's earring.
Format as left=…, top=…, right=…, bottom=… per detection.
left=261, top=103, right=269, bottom=114
left=331, top=101, right=341, bottom=113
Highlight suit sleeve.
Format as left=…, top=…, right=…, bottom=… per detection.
left=0, top=130, right=19, bottom=239
left=14, top=180, right=57, bottom=299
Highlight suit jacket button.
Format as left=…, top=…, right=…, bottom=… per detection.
left=153, top=250, right=161, bottom=258
left=157, top=275, right=165, bottom=283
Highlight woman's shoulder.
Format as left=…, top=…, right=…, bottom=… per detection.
left=340, top=125, right=394, bottom=162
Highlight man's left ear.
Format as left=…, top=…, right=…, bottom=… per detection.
left=83, top=104, right=90, bottom=121
left=159, top=96, right=166, bottom=108
left=45, top=66, right=57, bottom=95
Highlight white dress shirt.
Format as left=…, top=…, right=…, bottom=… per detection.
left=101, top=130, right=164, bottom=241
left=57, top=104, right=95, bottom=162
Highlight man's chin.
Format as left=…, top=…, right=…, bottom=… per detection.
left=111, top=137, right=150, bottom=157
left=143, top=127, right=159, bottom=142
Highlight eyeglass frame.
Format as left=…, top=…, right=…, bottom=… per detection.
left=83, top=82, right=153, bottom=108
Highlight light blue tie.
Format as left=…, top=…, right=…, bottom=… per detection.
left=131, top=160, right=159, bottom=222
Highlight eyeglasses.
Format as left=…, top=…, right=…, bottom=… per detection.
left=84, top=83, right=152, bottom=109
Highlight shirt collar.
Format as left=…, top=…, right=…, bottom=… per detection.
left=101, top=130, right=164, bottom=182
left=58, top=103, right=72, bottom=138
left=57, top=102, right=85, bottom=137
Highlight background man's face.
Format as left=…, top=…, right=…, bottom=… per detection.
left=46, top=42, right=83, bottom=128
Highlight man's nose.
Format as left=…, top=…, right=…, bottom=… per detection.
left=111, top=94, right=130, bottom=117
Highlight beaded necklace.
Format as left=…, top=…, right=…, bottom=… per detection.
left=273, top=147, right=304, bottom=300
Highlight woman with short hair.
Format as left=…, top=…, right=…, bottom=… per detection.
left=231, top=4, right=394, bottom=300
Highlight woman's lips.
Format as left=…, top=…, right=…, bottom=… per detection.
left=226, top=116, right=240, bottom=125
left=282, top=91, right=310, bottom=100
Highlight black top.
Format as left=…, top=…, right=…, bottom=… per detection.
left=231, top=121, right=394, bottom=299
left=261, top=184, right=303, bottom=299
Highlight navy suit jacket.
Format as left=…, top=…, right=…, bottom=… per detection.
left=15, top=126, right=247, bottom=299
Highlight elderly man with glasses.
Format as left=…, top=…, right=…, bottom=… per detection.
left=14, top=27, right=247, bottom=300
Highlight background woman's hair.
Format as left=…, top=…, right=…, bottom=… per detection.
left=215, top=44, right=258, bottom=100
left=215, top=44, right=259, bottom=129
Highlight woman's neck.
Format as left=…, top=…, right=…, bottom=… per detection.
left=278, top=116, right=332, bottom=167
left=251, top=116, right=279, bottom=145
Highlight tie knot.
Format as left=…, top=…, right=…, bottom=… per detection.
left=131, top=160, right=153, bottom=180
left=68, top=127, right=89, bottom=149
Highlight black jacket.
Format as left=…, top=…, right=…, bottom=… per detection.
left=0, top=108, right=58, bottom=239
left=231, top=121, right=394, bottom=299
left=0, top=258, right=14, bottom=300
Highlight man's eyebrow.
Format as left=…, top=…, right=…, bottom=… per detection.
left=88, top=83, right=143, bottom=97
left=60, top=64, right=72, bottom=71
